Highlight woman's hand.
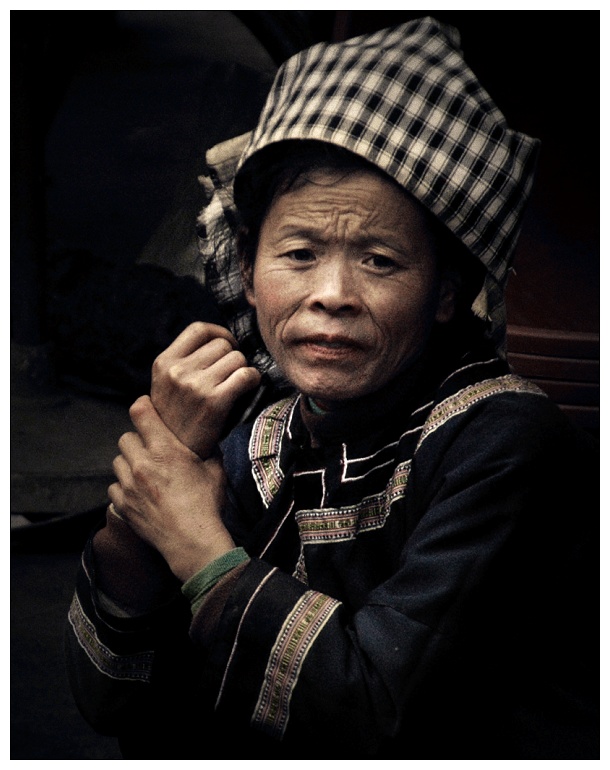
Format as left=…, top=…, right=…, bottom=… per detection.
left=150, top=322, right=261, bottom=458
left=108, top=395, right=235, bottom=582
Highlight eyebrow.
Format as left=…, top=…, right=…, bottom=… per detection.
left=273, top=223, right=410, bottom=254
left=273, top=223, right=326, bottom=242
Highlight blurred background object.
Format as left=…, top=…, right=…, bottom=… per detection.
left=10, top=10, right=598, bottom=759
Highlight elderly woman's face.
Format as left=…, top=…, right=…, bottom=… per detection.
left=244, top=169, right=456, bottom=405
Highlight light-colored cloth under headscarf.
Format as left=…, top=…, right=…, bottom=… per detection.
left=196, top=17, right=540, bottom=375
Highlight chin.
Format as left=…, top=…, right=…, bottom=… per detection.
left=281, top=362, right=383, bottom=403
left=299, top=378, right=374, bottom=404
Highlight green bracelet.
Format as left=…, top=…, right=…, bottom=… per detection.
left=182, top=547, right=249, bottom=614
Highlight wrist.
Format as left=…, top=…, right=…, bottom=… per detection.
left=182, top=547, right=250, bottom=614
left=92, top=506, right=179, bottom=612
left=167, top=529, right=237, bottom=583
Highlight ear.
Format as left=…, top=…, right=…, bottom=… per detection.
left=240, top=260, right=256, bottom=308
left=435, top=269, right=460, bottom=324
left=237, top=227, right=257, bottom=307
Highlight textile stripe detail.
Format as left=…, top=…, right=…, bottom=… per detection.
left=67, top=595, right=153, bottom=682
left=249, top=374, right=543, bottom=546
left=249, top=398, right=296, bottom=507
left=252, top=590, right=340, bottom=739
left=418, top=374, right=545, bottom=447
left=296, top=460, right=411, bottom=544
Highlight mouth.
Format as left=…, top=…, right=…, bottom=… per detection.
left=296, top=334, right=366, bottom=359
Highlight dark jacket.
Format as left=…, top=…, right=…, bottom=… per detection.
left=66, top=341, right=598, bottom=759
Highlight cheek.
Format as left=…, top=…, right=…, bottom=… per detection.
left=251, top=263, right=304, bottom=321
left=376, top=280, right=441, bottom=344
left=248, top=275, right=286, bottom=340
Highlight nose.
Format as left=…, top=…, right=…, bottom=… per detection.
left=306, top=257, right=361, bottom=316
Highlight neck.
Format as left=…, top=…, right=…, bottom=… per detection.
left=306, top=396, right=330, bottom=415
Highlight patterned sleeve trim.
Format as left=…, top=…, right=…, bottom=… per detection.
left=251, top=589, right=341, bottom=739
left=68, top=593, right=154, bottom=683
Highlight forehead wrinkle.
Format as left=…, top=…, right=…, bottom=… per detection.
left=272, top=195, right=391, bottom=247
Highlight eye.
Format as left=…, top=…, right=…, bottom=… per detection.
left=284, top=249, right=315, bottom=263
left=366, top=253, right=399, bottom=271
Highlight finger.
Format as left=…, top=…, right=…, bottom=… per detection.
left=152, top=336, right=236, bottom=392
left=210, top=368, right=262, bottom=431
left=199, top=349, right=253, bottom=389
left=116, top=430, right=145, bottom=466
left=112, top=453, right=132, bottom=486
left=216, top=364, right=262, bottom=402
left=159, top=322, right=237, bottom=361
left=128, top=395, right=183, bottom=450
left=159, top=348, right=253, bottom=404
left=107, top=481, right=125, bottom=515
left=175, top=336, right=235, bottom=375
left=179, top=354, right=260, bottom=418
left=107, top=501, right=128, bottom=523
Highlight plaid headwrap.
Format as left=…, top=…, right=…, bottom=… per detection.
left=196, top=132, right=287, bottom=384
left=197, top=17, right=539, bottom=368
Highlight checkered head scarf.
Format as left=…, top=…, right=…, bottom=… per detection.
left=198, top=17, right=539, bottom=376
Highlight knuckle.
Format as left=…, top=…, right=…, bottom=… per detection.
left=239, top=365, right=261, bottom=385
left=179, top=374, right=205, bottom=400
left=188, top=320, right=207, bottom=336
left=213, top=337, right=234, bottom=356
left=151, top=354, right=167, bottom=376
left=117, top=431, right=131, bottom=450
left=228, top=349, right=247, bottom=367
left=166, top=362, right=184, bottom=385
left=129, top=395, right=149, bottom=418
left=188, top=320, right=219, bottom=344
left=130, top=459, right=148, bottom=485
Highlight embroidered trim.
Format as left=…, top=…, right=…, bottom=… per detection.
left=296, top=460, right=412, bottom=544
left=250, top=373, right=545, bottom=545
left=251, top=590, right=340, bottom=739
left=67, top=595, right=154, bottom=682
left=417, top=374, right=545, bottom=448
left=250, top=397, right=297, bottom=507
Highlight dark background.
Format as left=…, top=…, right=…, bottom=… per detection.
left=11, top=11, right=599, bottom=759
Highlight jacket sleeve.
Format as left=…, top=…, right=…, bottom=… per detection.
left=185, top=395, right=596, bottom=754
left=64, top=510, right=186, bottom=735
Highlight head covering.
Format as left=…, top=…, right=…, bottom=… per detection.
left=197, top=17, right=539, bottom=375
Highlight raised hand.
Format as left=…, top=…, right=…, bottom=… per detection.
left=150, top=322, right=261, bottom=458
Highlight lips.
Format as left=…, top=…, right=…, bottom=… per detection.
left=295, top=334, right=367, bottom=361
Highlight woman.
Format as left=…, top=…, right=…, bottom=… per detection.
left=66, top=18, right=598, bottom=758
